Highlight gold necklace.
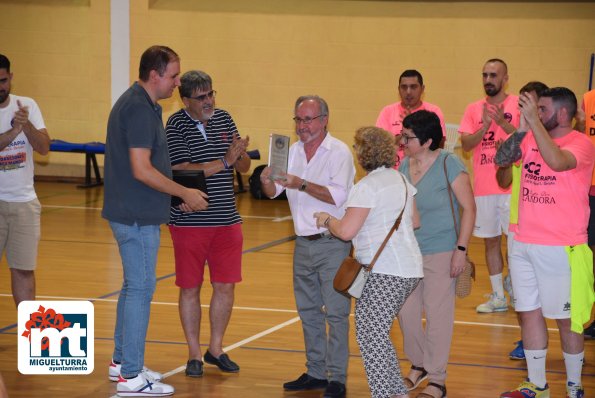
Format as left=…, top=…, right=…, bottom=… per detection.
left=412, top=152, right=437, bottom=176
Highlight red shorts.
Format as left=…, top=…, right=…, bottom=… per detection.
left=169, top=224, right=243, bottom=288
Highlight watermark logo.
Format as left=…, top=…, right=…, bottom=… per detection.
left=18, top=301, right=94, bottom=375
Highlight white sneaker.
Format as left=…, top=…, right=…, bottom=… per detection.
left=566, top=381, right=585, bottom=398
left=109, top=359, right=163, bottom=382
left=476, top=293, right=508, bottom=313
left=117, top=373, right=174, bottom=397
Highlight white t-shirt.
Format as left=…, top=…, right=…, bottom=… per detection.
left=0, top=94, right=46, bottom=202
left=346, top=167, right=423, bottom=278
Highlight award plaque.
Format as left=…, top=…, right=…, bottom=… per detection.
left=171, top=170, right=208, bottom=207
left=268, top=133, right=290, bottom=181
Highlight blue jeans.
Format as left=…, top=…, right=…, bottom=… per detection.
left=109, top=221, right=160, bottom=378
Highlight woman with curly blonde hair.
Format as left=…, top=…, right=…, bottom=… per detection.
left=315, top=126, right=423, bottom=398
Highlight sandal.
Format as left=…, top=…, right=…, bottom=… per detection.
left=403, top=365, right=428, bottom=391
left=417, top=382, right=447, bottom=398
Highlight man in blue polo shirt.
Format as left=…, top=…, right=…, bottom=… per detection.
left=103, top=46, right=208, bottom=397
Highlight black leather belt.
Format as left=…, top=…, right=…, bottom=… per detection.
left=302, top=232, right=331, bottom=241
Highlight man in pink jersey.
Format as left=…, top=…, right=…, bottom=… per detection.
left=376, top=69, right=445, bottom=167
left=496, top=87, right=594, bottom=398
left=496, top=81, right=549, bottom=361
left=459, top=59, right=519, bottom=313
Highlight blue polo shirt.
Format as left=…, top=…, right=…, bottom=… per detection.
left=102, top=82, right=172, bottom=226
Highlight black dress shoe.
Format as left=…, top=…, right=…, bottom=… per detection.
left=283, top=373, right=328, bottom=391
left=323, top=381, right=346, bottom=398
left=185, top=359, right=203, bottom=377
left=203, top=350, right=240, bottom=373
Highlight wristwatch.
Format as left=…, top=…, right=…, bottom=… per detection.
left=299, top=179, right=308, bottom=192
left=457, top=245, right=467, bottom=252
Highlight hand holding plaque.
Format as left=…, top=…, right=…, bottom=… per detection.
left=268, top=133, right=290, bottom=181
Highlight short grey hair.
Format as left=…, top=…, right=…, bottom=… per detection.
left=294, top=95, right=329, bottom=118
left=179, top=70, right=212, bottom=98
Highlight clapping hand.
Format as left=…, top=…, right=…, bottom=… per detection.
left=224, top=134, right=250, bottom=167
left=12, top=100, right=29, bottom=131
left=486, top=103, right=507, bottom=127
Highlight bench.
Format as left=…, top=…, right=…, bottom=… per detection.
left=49, top=140, right=105, bottom=188
left=49, top=141, right=260, bottom=192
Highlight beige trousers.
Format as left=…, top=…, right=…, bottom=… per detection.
left=397, top=251, right=456, bottom=385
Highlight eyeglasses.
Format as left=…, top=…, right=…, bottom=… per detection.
left=401, top=134, right=419, bottom=144
left=189, top=90, right=216, bottom=101
left=293, top=114, right=325, bottom=125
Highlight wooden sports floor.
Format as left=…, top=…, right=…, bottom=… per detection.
left=0, top=181, right=594, bottom=397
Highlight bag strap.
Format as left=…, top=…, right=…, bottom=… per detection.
left=443, top=155, right=460, bottom=238
left=367, top=173, right=408, bottom=271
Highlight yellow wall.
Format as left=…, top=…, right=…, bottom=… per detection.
left=2, top=0, right=594, bottom=177
left=0, top=0, right=110, bottom=176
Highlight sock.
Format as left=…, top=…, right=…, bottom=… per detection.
left=113, top=359, right=121, bottom=365
left=490, top=273, right=505, bottom=298
left=563, top=351, right=584, bottom=386
left=525, top=349, right=547, bottom=388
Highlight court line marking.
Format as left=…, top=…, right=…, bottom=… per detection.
left=0, top=294, right=297, bottom=313
left=237, top=346, right=595, bottom=378
left=2, top=328, right=591, bottom=383
left=273, top=215, right=293, bottom=222
left=3, top=204, right=579, bottom=383
left=42, top=205, right=291, bottom=221
left=43, top=205, right=102, bottom=210
left=0, top=293, right=562, bottom=333
left=0, top=234, right=296, bottom=332
left=108, top=316, right=301, bottom=398
left=161, top=316, right=300, bottom=379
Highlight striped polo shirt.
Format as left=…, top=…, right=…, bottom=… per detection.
left=165, top=108, right=242, bottom=226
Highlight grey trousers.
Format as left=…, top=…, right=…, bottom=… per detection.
left=293, top=235, right=352, bottom=383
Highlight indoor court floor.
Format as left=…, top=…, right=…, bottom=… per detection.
left=0, top=181, right=593, bottom=397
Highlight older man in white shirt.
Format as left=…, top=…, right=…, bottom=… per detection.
left=261, top=95, right=355, bottom=398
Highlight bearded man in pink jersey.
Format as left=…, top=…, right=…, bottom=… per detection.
left=459, top=59, right=520, bottom=314
left=376, top=69, right=445, bottom=168
left=496, top=87, right=594, bottom=398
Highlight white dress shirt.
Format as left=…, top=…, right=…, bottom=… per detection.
left=274, top=132, right=355, bottom=236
